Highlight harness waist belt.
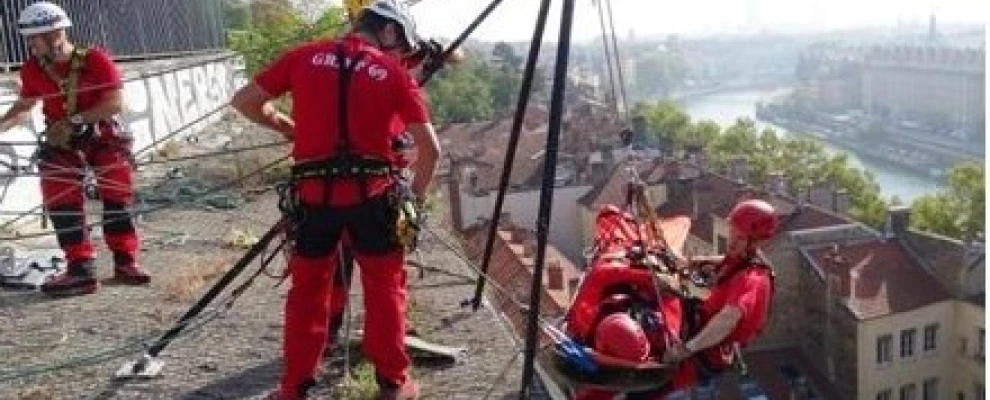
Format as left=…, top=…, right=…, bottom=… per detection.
left=291, top=157, right=394, bottom=180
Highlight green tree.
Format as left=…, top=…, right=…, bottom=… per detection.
left=228, top=4, right=346, bottom=75
left=633, top=100, right=690, bottom=148
left=635, top=101, right=892, bottom=228
left=425, top=59, right=499, bottom=124
left=911, top=162, right=985, bottom=239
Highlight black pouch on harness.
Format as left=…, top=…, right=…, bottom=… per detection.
left=679, top=296, right=734, bottom=381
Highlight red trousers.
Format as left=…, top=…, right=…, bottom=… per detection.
left=38, top=137, right=138, bottom=267
left=280, top=241, right=411, bottom=396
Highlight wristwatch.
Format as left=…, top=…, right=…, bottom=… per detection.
left=68, top=114, right=85, bottom=125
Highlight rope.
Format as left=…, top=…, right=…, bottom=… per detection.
left=603, top=0, right=630, bottom=120
left=0, top=140, right=289, bottom=179
left=593, top=0, right=620, bottom=115
left=0, top=155, right=288, bottom=241
left=0, top=332, right=159, bottom=382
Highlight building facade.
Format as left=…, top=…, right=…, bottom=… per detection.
left=861, top=46, right=985, bottom=132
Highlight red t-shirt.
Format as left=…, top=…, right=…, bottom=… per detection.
left=701, top=266, right=772, bottom=347
left=254, top=34, right=429, bottom=206
left=667, top=262, right=772, bottom=391
left=19, top=47, right=123, bottom=125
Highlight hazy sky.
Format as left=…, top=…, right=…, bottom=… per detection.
left=404, top=0, right=987, bottom=42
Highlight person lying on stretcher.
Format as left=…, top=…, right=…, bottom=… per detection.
left=566, top=199, right=779, bottom=399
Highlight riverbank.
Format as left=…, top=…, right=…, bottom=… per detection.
left=678, top=88, right=946, bottom=202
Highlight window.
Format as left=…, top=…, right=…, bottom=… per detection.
left=877, top=389, right=892, bottom=400
left=902, top=328, right=917, bottom=358
left=901, top=383, right=917, bottom=400
left=975, top=382, right=985, bottom=400
left=717, top=236, right=728, bottom=253
left=877, top=334, right=893, bottom=365
left=924, top=324, right=939, bottom=352
left=923, top=378, right=938, bottom=400
left=977, top=328, right=985, bottom=362
left=962, top=337, right=970, bottom=356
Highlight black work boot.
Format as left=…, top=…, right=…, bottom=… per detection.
left=376, top=376, right=419, bottom=400
left=111, top=252, right=150, bottom=285
left=41, top=259, right=98, bottom=297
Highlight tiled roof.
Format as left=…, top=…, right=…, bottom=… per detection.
left=714, top=347, right=843, bottom=400
left=461, top=223, right=583, bottom=342
left=443, top=104, right=626, bottom=192
left=802, top=240, right=951, bottom=320
left=576, top=158, right=667, bottom=209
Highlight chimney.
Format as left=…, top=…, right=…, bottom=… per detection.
left=447, top=167, right=465, bottom=231
left=885, top=206, right=911, bottom=238
left=735, top=187, right=754, bottom=203
left=766, top=172, right=788, bottom=195
left=928, top=14, right=937, bottom=42
left=546, top=258, right=564, bottom=291
left=511, top=228, right=528, bottom=245
left=498, top=212, right=513, bottom=229
left=729, top=156, right=749, bottom=183
left=631, top=115, right=647, bottom=145
left=849, top=268, right=860, bottom=302
left=567, top=277, right=581, bottom=298
left=808, top=181, right=834, bottom=209
left=684, top=144, right=708, bottom=173
left=522, top=237, right=536, bottom=258
left=833, top=189, right=851, bottom=215
left=462, top=166, right=479, bottom=193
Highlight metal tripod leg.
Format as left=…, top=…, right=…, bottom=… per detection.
left=115, top=219, right=287, bottom=379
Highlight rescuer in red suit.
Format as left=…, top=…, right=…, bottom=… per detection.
left=0, top=1, right=149, bottom=297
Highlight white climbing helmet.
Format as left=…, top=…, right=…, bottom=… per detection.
left=18, top=2, right=72, bottom=36
left=362, top=0, right=421, bottom=52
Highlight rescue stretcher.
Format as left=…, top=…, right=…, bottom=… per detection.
left=538, top=199, right=704, bottom=393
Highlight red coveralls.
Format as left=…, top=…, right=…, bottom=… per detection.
left=20, top=47, right=140, bottom=277
left=253, top=34, right=429, bottom=398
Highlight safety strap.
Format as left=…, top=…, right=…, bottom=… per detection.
left=290, top=157, right=393, bottom=180
left=38, top=46, right=89, bottom=116
left=334, top=44, right=366, bottom=162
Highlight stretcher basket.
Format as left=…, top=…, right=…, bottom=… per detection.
left=538, top=338, right=675, bottom=393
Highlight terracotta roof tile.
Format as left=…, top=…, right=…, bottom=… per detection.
left=803, top=240, right=951, bottom=320
left=461, top=224, right=582, bottom=342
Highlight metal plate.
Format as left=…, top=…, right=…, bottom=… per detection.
left=115, top=356, right=165, bottom=379
left=0, top=247, right=63, bottom=289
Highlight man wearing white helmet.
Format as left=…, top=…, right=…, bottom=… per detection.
left=0, top=1, right=149, bottom=297
left=231, top=0, right=439, bottom=398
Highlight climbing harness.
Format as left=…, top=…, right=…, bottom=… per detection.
left=37, top=46, right=93, bottom=151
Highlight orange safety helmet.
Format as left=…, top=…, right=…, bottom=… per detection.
left=727, top=199, right=778, bottom=241
left=593, top=312, right=650, bottom=362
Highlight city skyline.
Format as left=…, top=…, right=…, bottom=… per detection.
left=409, top=0, right=986, bottom=42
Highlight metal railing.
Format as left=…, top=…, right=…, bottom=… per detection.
left=0, top=0, right=225, bottom=64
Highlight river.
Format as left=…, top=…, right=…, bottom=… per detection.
left=678, top=88, right=946, bottom=202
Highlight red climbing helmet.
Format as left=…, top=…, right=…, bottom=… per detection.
left=593, top=313, right=650, bottom=362
left=728, top=199, right=778, bottom=241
